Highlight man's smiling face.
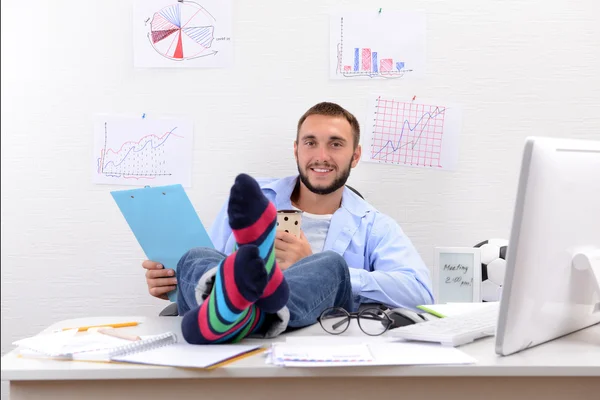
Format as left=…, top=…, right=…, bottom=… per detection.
left=294, top=114, right=361, bottom=195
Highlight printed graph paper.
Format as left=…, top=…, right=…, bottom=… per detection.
left=92, top=115, right=194, bottom=187
left=364, top=96, right=461, bottom=170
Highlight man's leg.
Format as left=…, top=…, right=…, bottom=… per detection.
left=228, top=173, right=289, bottom=313
left=283, top=251, right=354, bottom=329
left=176, top=247, right=226, bottom=315
left=176, top=173, right=291, bottom=344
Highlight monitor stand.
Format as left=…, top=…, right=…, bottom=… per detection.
left=572, top=249, right=600, bottom=313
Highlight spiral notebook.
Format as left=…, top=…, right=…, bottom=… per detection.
left=111, top=184, right=215, bottom=302
left=20, top=331, right=264, bottom=369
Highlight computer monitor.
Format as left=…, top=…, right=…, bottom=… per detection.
left=495, top=136, right=600, bottom=356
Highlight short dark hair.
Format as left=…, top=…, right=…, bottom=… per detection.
left=296, top=102, right=360, bottom=149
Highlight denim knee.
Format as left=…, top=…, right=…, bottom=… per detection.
left=319, top=251, right=350, bottom=281
left=177, top=247, right=226, bottom=270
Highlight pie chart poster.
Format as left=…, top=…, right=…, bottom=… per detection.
left=134, top=0, right=233, bottom=68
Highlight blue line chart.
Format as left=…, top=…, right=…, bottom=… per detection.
left=371, top=106, right=446, bottom=159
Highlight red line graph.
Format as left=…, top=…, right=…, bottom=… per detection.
left=97, top=124, right=184, bottom=179
left=104, top=130, right=183, bottom=156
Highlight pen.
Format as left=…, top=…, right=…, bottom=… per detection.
left=62, top=321, right=140, bottom=332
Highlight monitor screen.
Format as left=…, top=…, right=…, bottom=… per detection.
left=495, top=137, right=600, bottom=356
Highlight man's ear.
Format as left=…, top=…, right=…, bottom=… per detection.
left=294, top=140, right=298, bottom=162
left=351, top=144, right=361, bottom=168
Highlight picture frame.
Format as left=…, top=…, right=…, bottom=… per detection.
left=433, top=247, right=482, bottom=303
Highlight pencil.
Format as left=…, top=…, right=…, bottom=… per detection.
left=98, top=328, right=141, bottom=341
left=62, top=321, right=140, bottom=332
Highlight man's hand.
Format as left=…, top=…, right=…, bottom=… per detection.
left=275, top=230, right=312, bottom=270
left=142, top=260, right=177, bottom=300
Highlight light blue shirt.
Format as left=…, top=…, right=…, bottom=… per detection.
left=209, top=175, right=434, bottom=310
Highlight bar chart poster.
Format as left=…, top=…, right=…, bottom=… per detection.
left=363, top=96, right=462, bottom=170
left=330, top=11, right=426, bottom=80
left=92, top=115, right=194, bottom=187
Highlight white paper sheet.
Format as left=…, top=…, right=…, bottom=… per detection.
left=15, top=330, right=133, bottom=358
left=270, top=341, right=476, bottom=367
left=271, top=343, right=375, bottom=367
left=92, top=114, right=194, bottom=187
left=367, top=342, right=477, bottom=366
left=363, top=95, right=462, bottom=170
left=133, top=0, right=232, bottom=68
left=330, top=11, right=426, bottom=80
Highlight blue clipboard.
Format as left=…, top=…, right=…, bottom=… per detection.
left=111, top=184, right=214, bottom=302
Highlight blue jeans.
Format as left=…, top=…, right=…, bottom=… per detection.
left=176, top=247, right=354, bottom=329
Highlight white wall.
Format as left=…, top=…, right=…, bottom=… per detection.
left=1, top=0, right=599, bottom=396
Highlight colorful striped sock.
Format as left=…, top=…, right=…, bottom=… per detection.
left=181, top=245, right=267, bottom=344
left=228, top=173, right=290, bottom=313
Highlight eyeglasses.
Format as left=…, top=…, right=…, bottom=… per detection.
left=318, top=307, right=393, bottom=336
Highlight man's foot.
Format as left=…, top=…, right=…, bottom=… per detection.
left=181, top=245, right=267, bottom=344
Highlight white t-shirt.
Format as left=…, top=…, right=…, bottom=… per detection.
left=297, top=210, right=332, bottom=254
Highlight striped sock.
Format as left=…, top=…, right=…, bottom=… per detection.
left=181, top=245, right=267, bottom=344
left=228, top=173, right=290, bottom=313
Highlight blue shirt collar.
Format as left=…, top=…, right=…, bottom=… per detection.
left=262, top=175, right=373, bottom=217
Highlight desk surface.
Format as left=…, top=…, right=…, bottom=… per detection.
left=2, top=315, right=599, bottom=381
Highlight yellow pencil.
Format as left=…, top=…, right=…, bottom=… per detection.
left=62, top=321, right=140, bottom=332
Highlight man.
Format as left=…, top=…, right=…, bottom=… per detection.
left=143, top=102, right=434, bottom=344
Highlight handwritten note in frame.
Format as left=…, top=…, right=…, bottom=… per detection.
left=433, top=247, right=482, bottom=303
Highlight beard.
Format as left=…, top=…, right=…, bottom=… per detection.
left=297, top=159, right=353, bottom=195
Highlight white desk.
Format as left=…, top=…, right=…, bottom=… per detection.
left=2, top=316, right=599, bottom=400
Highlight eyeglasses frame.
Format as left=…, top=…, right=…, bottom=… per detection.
left=317, top=306, right=394, bottom=336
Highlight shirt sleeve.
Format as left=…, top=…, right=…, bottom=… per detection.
left=208, top=200, right=233, bottom=254
left=349, top=214, right=434, bottom=311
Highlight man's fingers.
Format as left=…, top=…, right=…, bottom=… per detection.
left=278, top=261, right=292, bottom=270
left=142, top=260, right=163, bottom=270
left=148, top=277, right=178, bottom=287
left=145, top=268, right=176, bottom=279
left=149, top=285, right=176, bottom=298
left=276, top=231, right=297, bottom=243
left=274, top=239, right=285, bottom=250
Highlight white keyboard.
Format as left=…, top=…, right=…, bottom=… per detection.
left=390, top=306, right=499, bottom=347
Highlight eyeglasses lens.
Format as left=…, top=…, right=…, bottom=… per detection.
left=358, top=308, right=389, bottom=336
left=320, top=307, right=350, bottom=334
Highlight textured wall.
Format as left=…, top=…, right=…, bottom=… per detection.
left=1, top=0, right=599, bottom=397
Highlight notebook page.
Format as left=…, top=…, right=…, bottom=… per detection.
left=71, top=332, right=177, bottom=361
left=112, top=343, right=263, bottom=368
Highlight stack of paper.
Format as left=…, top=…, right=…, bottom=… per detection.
left=269, top=337, right=477, bottom=367
left=14, top=329, right=265, bottom=369
left=14, top=329, right=136, bottom=358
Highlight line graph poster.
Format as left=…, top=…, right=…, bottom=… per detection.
left=363, top=96, right=462, bottom=170
left=92, top=115, right=194, bottom=187
left=133, top=0, right=232, bottom=68
left=330, top=11, right=426, bottom=80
